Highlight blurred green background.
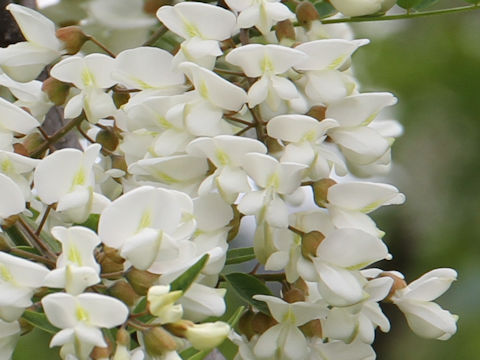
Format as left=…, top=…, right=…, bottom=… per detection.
left=354, top=1, right=480, bottom=359
left=11, top=0, right=480, bottom=359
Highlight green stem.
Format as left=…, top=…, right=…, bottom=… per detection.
left=321, top=5, right=479, bottom=24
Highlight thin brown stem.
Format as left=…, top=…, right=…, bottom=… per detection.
left=143, top=25, right=168, bottom=46
left=249, top=107, right=266, bottom=142
left=35, top=205, right=52, bottom=236
left=17, top=217, right=57, bottom=260
left=86, top=36, right=116, bottom=58
left=10, top=248, right=56, bottom=267
left=224, top=115, right=253, bottom=126
left=234, top=124, right=255, bottom=136
left=31, top=115, right=85, bottom=158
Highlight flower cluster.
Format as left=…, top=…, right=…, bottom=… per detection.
left=0, top=1, right=458, bottom=360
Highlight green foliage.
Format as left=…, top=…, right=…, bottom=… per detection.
left=313, top=0, right=338, bottom=18
left=170, top=254, right=209, bottom=292
left=225, top=247, right=255, bottom=265
left=75, top=213, right=100, bottom=232
left=22, top=310, right=59, bottom=334
left=397, top=0, right=423, bottom=9
left=413, top=0, right=441, bottom=10
left=224, top=273, right=272, bottom=315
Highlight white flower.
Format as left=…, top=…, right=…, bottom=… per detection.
left=34, top=143, right=108, bottom=223
left=157, top=2, right=236, bottom=69
left=147, top=285, right=184, bottom=324
left=325, top=181, right=405, bottom=237
left=185, top=321, right=230, bottom=350
left=113, top=47, right=185, bottom=94
left=98, top=186, right=195, bottom=271
left=308, top=338, right=376, bottom=360
left=44, top=226, right=101, bottom=295
left=225, top=0, right=295, bottom=35
left=0, top=319, right=21, bottom=360
left=391, top=268, right=458, bottom=340
left=50, top=54, right=116, bottom=123
left=0, top=97, right=39, bottom=151
left=186, top=135, right=267, bottom=202
left=226, top=44, right=307, bottom=109
left=0, top=252, right=49, bottom=321
left=329, top=0, right=396, bottom=17
left=252, top=295, right=324, bottom=360
left=0, top=4, right=63, bottom=82
left=42, top=292, right=129, bottom=358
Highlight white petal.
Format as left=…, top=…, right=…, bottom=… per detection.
left=317, top=228, right=389, bottom=269
left=0, top=97, right=39, bottom=134
left=0, top=174, right=24, bottom=218
left=77, top=293, right=129, bottom=328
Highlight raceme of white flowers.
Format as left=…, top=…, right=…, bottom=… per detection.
left=0, top=1, right=459, bottom=360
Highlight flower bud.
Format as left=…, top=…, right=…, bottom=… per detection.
left=282, top=287, right=306, bottom=303
left=96, top=128, right=119, bottom=152
left=299, top=319, right=323, bottom=338
left=380, top=271, right=407, bottom=301
left=42, top=77, right=71, bottom=106
left=147, top=285, right=183, bottom=324
left=251, top=312, right=277, bottom=335
left=301, top=231, right=325, bottom=258
left=296, top=1, right=319, bottom=27
left=107, top=280, right=139, bottom=307
left=238, top=310, right=256, bottom=340
left=113, top=91, right=130, bottom=109
left=56, top=26, right=89, bottom=55
left=0, top=235, right=11, bottom=251
left=143, top=327, right=178, bottom=356
left=275, top=20, right=295, bottom=42
left=116, top=328, right=131, bottom=346
left=13, top=143, right=29, bottom=157
left=98, top=246, right=125, bottom=277
left=306, top=105, right=327, bottom=122
left=2, top=215, right=19, bottom=229
left=184, top=322, right=230, bottom=350
left=312, top=178, right=337, bottom=208
left=126, top=268, right=160, bottom=296
left=21, top=133, right=45, bottom=157
left=90, top=343, right=112, bottom=360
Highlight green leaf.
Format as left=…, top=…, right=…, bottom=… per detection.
left=224, top=273, right=272, bottom=315
left=74, top=213, right=100, bottom=232
left=226, top=305, right=245, bottom=328
left=218, top=338, right=238, bottom=360
left=225, top=247, right=255, bottom=265
left=412, top=0, right=440, bottom=10
left=464, top=0, right=480, bottom=4
left=15, top=246, right=40, bottom=255
left=397, top=0, right=422, bottom=9
left=170, top=254, right=209, bottom=292
left=22, top=310, right=60, bottom=334
left=313, top=0, right=338, bottom=19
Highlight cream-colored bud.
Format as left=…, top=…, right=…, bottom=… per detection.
left=184, top=322, right=230, bottom=351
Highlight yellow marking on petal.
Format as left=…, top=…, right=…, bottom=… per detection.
left=281, top=307, right=296, bottom=324
left=1, top=159, right=13, bottom=174
left=328, top=55, right=347, bottom=70
left=81, top=68, right=95, bottom=87
left=361, top=112, right=379, bottom=126
left=360, top=200, right=383, bottom=213
left=266, top=172, right=280, bottom=190
left=0, top=264, right=14, bottom=283
left=199, top=80, right=209, bottom=99
left=76, top=306, right=90, bottom=322
left=132, top=77, right=154, bottom=90
left=261, top=56, right=274, bottom=75
left=72, top=168, right=86, bottom=188
left=152, top=170, right=179, bottom=184
left=157, top=115, right=172, bottom=129
left=215, top=149, right=230, bottom=166
left=302, top=129, right=317, bottom=143
left=68, top=244, right=83, bottom=266
left=185, top=21, right=201, bottom=38
left=137, top=209, right=152, bottom=231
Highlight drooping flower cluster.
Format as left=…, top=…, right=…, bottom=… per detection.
left=0, top=1, right=459, bottom=360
